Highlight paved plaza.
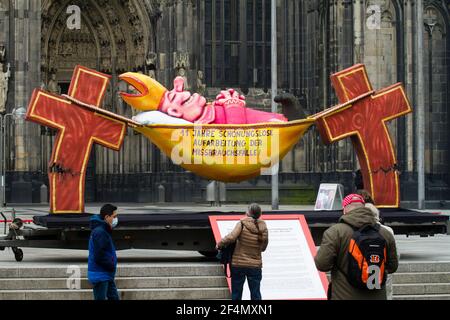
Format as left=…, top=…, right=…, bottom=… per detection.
left=1, top=202, right=449, bottom=266
left=0, top=235, right=448, bottom=266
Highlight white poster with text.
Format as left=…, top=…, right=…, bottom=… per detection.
left=210, top=215, right=328, bottom=300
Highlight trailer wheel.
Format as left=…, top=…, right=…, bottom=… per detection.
left=13, top=248, right=23, bottom=262
left=198, top=250, right=218, bottom=258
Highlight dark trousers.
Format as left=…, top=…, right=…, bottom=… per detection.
left=93, top=280, right=120, bottom=300
left=231, top=266, right=262, bottom=300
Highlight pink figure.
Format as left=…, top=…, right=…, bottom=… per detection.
left=159, top=77, right=288, bottom=124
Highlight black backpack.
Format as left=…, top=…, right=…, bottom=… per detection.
left=343, top=223, right=388, bottom=290
left=216, top=222, right=243, bottom=278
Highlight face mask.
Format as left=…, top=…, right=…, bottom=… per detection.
left=111, top=217, right=118, bottom=228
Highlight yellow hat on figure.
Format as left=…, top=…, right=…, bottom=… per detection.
left=119, top=72, right=168, bottom=112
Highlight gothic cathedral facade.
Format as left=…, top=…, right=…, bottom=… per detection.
left=0, top=0, right=448, bottom=205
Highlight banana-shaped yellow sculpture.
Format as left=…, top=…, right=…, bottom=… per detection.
left=119, top=72, right=315, bottom=182
left=135, top=121, right=314, bottom=182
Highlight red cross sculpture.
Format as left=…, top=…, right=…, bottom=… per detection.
left=26, top=66, right=127, bottom=214
left=315, top=64, right=412, bottom=207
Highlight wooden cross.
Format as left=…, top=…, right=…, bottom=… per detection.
left=26, top=66, right=127, bottom=214
left=314, top=64, right=412, bottom=207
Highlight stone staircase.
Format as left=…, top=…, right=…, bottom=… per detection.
left=393, top=262, right=450, bottom=300
left=325, top=262, right=450, bottom=300
left=0, top=263, right=230, bottom=300
left=1, top=261, right=450, bottom=300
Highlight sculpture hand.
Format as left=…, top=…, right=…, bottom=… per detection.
left=214, top=89, right=246, bottom=108
left=274, top=93, right=307, bottom=120
left=166, top=77, right=191, bottom=106
left=160, top=76, right=207, bottom=122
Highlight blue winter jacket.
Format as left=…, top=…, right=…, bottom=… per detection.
left=87, top=215, right=117, bottom=284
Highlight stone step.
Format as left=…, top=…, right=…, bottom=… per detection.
left=0, top=264, right=224, bottom=279
left=0, top=288, right=231, bottom=300
left=393, top=283, right=450, bottom=295
left=393, top=294, right=450, bottom=300
left=326, top=272, right=450, bottom=284
left=0, top=276, right=228, bottom=290
left=393, top=272, right=450, bottom=284
left=325, top=262, right=450, bottom=276
left=4, top=262, right=450, bottom=300
left=4, top=262, right=449, bottom=278
left=397, top=262, right=450, bottom=273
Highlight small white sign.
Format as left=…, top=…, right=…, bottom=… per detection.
left=314, top=183, right=344, bottom=211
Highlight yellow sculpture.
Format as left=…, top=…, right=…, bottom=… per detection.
left=119, top=72, right=315, bottom=182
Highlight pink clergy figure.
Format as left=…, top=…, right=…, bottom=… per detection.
left=119, top=73, right=288, bottom=125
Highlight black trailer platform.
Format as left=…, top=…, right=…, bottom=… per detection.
left=0, top=208, right=448, bottom=262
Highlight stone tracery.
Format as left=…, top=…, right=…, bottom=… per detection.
left=41, top=0, right=153, bottom=84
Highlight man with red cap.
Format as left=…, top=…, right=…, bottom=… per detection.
left=314, top=194, right=399, bottom=300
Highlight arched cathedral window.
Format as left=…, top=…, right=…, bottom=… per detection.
left=423, top=5, right=449, bottom=182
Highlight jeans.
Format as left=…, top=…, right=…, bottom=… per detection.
left=93, top=280, right=120, bottom=300
left=231, top=266, right=262, bottom=300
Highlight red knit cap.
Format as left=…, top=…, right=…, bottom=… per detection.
left=342, top=194, right=365, bottom=209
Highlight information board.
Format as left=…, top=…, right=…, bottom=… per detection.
left=209, top=214, right=328, bottom=300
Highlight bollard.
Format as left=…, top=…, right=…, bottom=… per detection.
left=206, top=181, right=226, bottom=206
left=206, top=181, right=216, bottom=206
left=219, top=182, right=226, bottom=204
left=40, top=184, right=48, bottom=204
left=158, top=184, right=165, bottom=203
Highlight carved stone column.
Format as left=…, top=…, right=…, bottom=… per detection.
left=353, top=0, right=364, bottom=63
left=404, top=0, right=415, bottom=172
left=8, top=0, right=41, bottom=202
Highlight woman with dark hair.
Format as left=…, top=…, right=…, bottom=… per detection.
left=216, top=203, right=269, bottom=300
